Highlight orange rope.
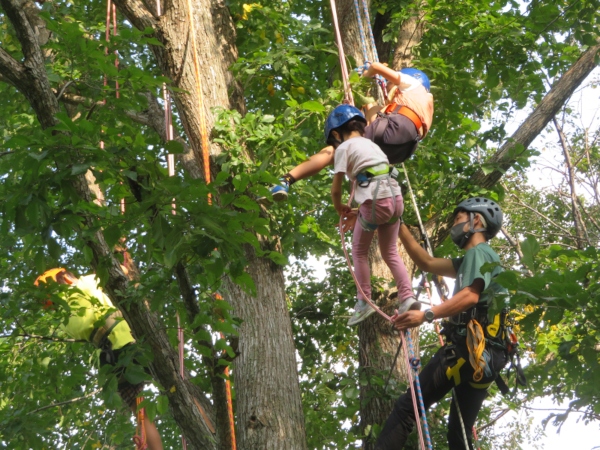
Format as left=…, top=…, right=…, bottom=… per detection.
left=184, top=3, right=236, bottom=448
left=184, top=0, right=212, bottom=186
left=133, top=397, right=148, bottom=450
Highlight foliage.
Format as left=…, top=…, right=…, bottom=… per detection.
left=0, top=0, right=599, bottom=448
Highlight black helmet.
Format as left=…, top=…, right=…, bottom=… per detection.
left=453, top=197, right=503, bottom=240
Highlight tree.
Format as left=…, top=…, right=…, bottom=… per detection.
left=0, top=0, right=599, bottom=449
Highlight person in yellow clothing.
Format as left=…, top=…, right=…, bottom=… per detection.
left=35, top=268, right=163, bottom=450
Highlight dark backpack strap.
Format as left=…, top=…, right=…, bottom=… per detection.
left=495, top=375, right=510, bottom=395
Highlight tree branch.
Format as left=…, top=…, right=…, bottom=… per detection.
left=476, top=407, right=510, bottom=432
left=470, top=43, right=600, bottom=189
left=553, top=117, right=591, bottom=248
left=27, top=389, right=102, bottom=415
left=0, top=333, right=87, bottom=343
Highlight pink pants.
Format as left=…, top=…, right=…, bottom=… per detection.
left=352, top=195, right=413, bottom=302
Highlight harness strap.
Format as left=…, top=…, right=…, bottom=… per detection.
left=381, top=103, right=424, bottom=138
left=89, top=310, right=124, bottom=348
left=357, top=165, right=400, bottom=232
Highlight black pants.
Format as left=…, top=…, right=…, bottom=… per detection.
left=375, top=342, right=507, bottom=450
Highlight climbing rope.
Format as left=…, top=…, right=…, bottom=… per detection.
left=405, top=332, right=433, bottom=450
left=185, top=0, right=212, bottom=185
left=467, top=320, right=486, bottom=382
left=330, top=1, right=428, bottom=447
left=133, top=397, right=148, bottom=450
left=329, top=0, right=354, bottom=105
left=401, top=166, right=474, bottom=450
left=183, top=1, right=237, bottom=447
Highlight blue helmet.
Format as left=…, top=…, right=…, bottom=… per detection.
left=324, top=104, right=366, bottom=141
left=399, top=68, right=430, bottom=92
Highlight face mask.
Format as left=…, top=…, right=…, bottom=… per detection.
left=451, top=221, right=470, bottom=249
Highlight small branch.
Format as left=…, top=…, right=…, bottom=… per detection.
left=521, top=405, right=600, bottom=421
left=576, top=197, right=600, bottom=234
left=553, top=117, right=591, bottom=248
left=0, top=333, right=87, bottom=343
left=476, top=407, right=511, bottom=432
left=501, top=226, right=533, bottom=276
left=504, top=198, right=573, bottom=236
left=27, top=389, right=101, bottom=415
left=55, top=80, right=75, bottom=101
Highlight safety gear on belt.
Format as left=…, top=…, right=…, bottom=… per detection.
left=443, top=306, right=527, bottom=395
left=355, top=163, right=401, bottom=232
left=454, top=197, right=503, bottom=240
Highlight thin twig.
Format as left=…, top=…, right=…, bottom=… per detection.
left=27, top=389, right=101, bottom=415
left=0, top=333, right=87, bottom=343
left=55, top=80, right=74, bottom=101
left=504, top=199, right=573, bottom=236
left=476, top=408, right=510, bottom=432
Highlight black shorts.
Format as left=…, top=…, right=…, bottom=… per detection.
left=100, top=344, right=148, bottom=408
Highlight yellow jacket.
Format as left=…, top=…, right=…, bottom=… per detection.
left=61, top=275, right=134, bottom=350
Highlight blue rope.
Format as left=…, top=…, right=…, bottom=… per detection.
left=406, top=331, right=433, bottom=450
left=360, top=0, right=379, bottom=63
left=352, top=0, right=369, bottom=62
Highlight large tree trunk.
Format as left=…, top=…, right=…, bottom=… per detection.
left=224, top=243, right=307, bottom=450
left=113, top=1, right=308, bottom=449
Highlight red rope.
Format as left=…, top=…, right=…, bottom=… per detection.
left=337, top=185, right=426, bottom=450
left=329, top=0, right=354, bottom=105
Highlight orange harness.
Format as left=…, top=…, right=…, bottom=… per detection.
left=383, top=103, right=423, bottom=137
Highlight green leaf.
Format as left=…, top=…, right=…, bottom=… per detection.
left=300, top=101, right=325, bottom=112
left=123, top=364, right=149, bottom=385
left=156, top=395, right=169, bottom=415
left=165, top=140, right=186, bottom=154
left=521, top=236, right=540, bottom=271
left=71, top=163, right=90, bottom=176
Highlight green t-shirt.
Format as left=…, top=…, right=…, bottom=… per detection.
left=451, top=243, right=507, bottom=308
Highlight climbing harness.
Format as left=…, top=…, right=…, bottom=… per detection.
left=370, top=104, right=422, bottom=164
left=356, top=163, right=400, bottom=232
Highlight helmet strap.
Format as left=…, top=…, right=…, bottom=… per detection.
left=460, top=212, right=487, bottom=247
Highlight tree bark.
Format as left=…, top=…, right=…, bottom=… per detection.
left=112, top=1, right=308, bottom=448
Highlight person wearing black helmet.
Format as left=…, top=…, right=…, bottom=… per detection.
left=375, top=197, right=510, bottom=450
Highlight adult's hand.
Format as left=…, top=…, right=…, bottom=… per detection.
left=391, top=310, right=425, bottom=331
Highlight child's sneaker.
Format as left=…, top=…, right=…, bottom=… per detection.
left=347, top=300, right=376, bottom=326
left=257, top=179, right=289, bottom=205
left=396, top=296, right=422, bottom=315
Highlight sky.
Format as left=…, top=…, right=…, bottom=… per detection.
left=299, top=67, right=600, bottom=448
